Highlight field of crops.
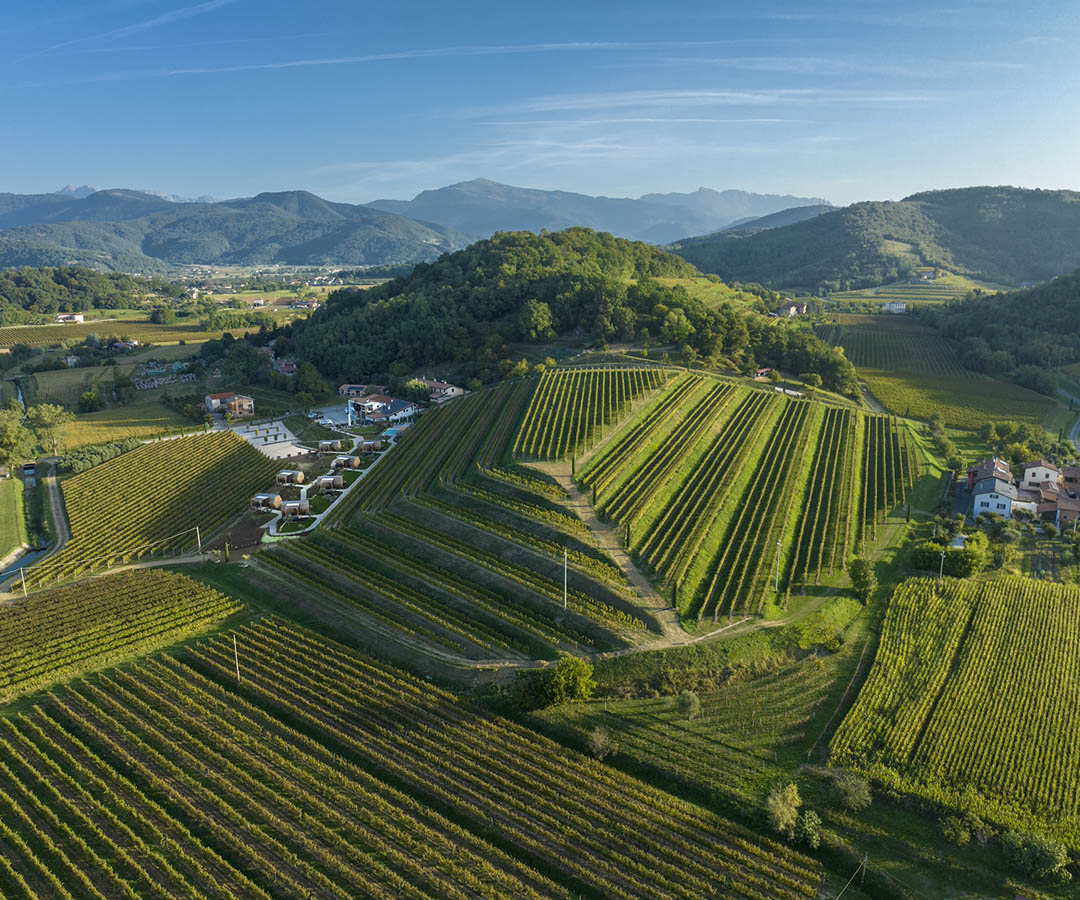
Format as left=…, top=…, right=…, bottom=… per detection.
left=0, top=318, right=239, bottom=349
left=815, top=315, right=1057, bottom=427
left=0, top=570, right=238, bottom=705
left=28, top=432, right=277, bottom=585
left=514, top=367, right=668, bottom=460
left=58, top=403, right=193, bottom=449
left=831, top=577, right=1080, bottom=843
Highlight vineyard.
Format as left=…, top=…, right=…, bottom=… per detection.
left=813, top=315, right=966, bottom=376
left=829, top=273, right=983, bottom=306
left=856, top=415, right=916, bottom=548
left=514, top=367, right=669, bottom=460
left=0, top=569, right=239, bottom=705
left=576, top=377, right=919, bottom=624
left=814, top=315, right=1057, bottom=427
left=0, top=318, right=240, bottom=349
left=831, top=577, right=1080, bottom=844
left=27, top=432, right=277, bottom=586
left=256, top=379, right=649, bottom=662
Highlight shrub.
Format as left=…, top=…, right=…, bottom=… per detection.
left=586, top=726, right=617, bottom=761
left=677, top=689, right=702, bottom=720
left=1000, top=830, right=1071, bottom=882
left=835, top=772, right=871, bottom=811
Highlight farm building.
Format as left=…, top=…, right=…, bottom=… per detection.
left=55, top=313, right=85, bottom=323
left=364, top=398, right=419, bottom=424
left=251, top=493, right=282, bottom=510
left=776, top=301, right=808, bottom=317
left=314, top=474, right=344, bottom=490
left=1020, top=460, right=1061, bottom=492
left=967, top=457, right=1013, bottom=490
left=112, top=339, right=140, bottom=351
left=318, top=439, right=343, bottom=452
left=331, top=455, right=361, bottom=470
left=282, top=499, right=311, bottom=517
left=276, top=469, right=305, bottom=485
left=755, top=367, right=774, bottom=378
left=884, top=301, right=907, bottom=314
left=418, top=378, right=465, bottom=404
left=205, top=392, right=255, bottom=418
left=338, top=383, right=367, bottom=397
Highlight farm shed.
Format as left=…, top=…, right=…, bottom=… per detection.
left=331, top=455, right=362, bottom=470
left=251, top=493, right=282, bottom=510
left=276, top=469, right=306, bottom=485
left=318, top=439, right=343, bottom=452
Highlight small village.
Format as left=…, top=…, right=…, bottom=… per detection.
left=967, top=456, right=1080, bottom=528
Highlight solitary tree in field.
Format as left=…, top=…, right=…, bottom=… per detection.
left=677, top=689, right=701, bottom=720
left=27, top=403, right=74, bottom=456
left=848, top=557, right=877, bottom=603
left=765, top=782, right=801, bottom=839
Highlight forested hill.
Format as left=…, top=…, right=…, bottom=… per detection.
left=669, top=186, right=1080, bottom=292
left=0, top=189, right=473, bottom=273
left=0, top=267, right=179, bottom=325
left=924, top=268, right=1080, bottom=374
left=286, top=227, right=857, bottom=394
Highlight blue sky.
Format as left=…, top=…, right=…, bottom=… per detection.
left=3, top=0, right=1078, bottom=205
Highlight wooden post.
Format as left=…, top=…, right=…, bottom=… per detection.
left=20, top=568, right=26, bottom=598
left=563, top=549, right=567, bottom=611
left=196, top=525, right=202, bottom=556
left=233, top=635, right=241, bottom=684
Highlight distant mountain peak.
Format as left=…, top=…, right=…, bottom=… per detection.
left=54, top=184, right=98, bottom=199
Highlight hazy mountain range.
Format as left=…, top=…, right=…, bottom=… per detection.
left=367, top=179, right=830, bottom=243
left=0, top=189, right=473, bottom=273
left=0, top=180, right=830, bottom=273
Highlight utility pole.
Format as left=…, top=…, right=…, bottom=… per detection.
left=196, top=525, right=202, bottom=556
left=938, top=548, right=946, bottom=590
left=563, top=548, right=567, bottom=611
left=233, top=635, right=241, bottom=684
left=775, top=540, right=782, bottom=591
left=19, top=567, right=26, bottom=598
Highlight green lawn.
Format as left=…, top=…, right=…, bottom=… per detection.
left=0, top=478, right=27, bottom=559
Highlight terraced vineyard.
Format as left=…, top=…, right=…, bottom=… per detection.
left=831, top=577, right=1080, bottom=843
left=0, top=570, right=238, bottom=705
left=183, top=619, right=824, bottom=899
left=28, top=432, right=277, bottom=586
left=514, top=366, right=669, bottom=460
left=265, top=378, right=647, bottom=660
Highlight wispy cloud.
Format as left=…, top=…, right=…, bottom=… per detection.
left=476, top=88, right=940, bottom=116
left=81, top=31, right=336, bottom=53
left=28, top=0, right=239, bottom=57
left=20, top=39, right=790, bottom=84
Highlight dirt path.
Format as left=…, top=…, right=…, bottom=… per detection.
left=534, top=462, right=684, bottom=640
